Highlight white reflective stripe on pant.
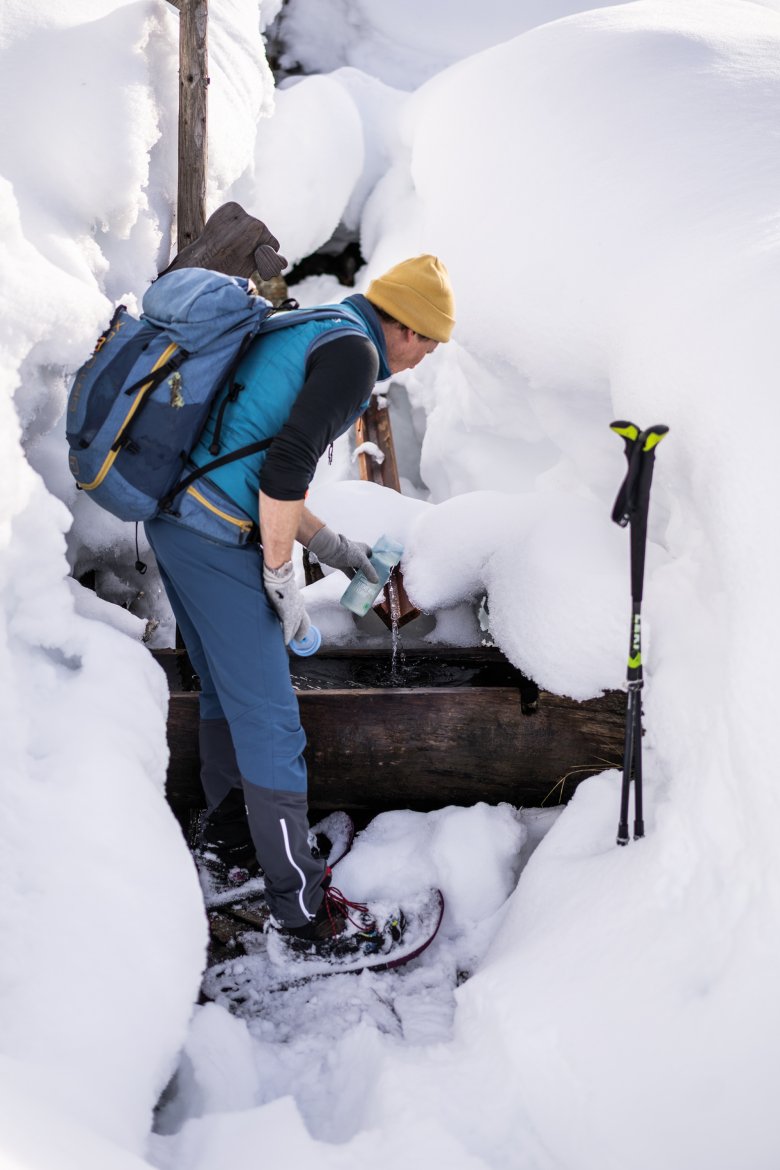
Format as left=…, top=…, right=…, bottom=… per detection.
left=280, top=817, right=315, bottom=922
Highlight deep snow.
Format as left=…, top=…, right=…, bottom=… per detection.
left=2, top=1, right=780, bottom=1169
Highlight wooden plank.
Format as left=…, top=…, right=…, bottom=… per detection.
left=177, top=0, right=209, bottom=252
left=163, top=686, right=625, bottom=822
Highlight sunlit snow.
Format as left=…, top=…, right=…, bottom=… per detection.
left=2, top=2, right=780, bottom=1169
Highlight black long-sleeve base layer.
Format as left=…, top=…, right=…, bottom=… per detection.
left=259, top=333, right=380, bottom=501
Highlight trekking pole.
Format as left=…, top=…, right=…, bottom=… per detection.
left=610, top=421, right=669, bottom=845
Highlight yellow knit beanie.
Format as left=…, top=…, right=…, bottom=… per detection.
left=365, top=254, right=455, bottom=343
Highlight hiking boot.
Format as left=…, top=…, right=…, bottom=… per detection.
left=194, top=789, right=259, bottom=894
left=280, top=877, right=386, bottom=959
left=195, top=801, right=355, bottom=904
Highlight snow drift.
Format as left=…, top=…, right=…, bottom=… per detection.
left=3, top=1, right=780, bottom=1169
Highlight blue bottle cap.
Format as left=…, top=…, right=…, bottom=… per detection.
left=290, top=625, right=322, bottom=657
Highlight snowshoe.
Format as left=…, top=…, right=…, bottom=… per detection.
left=201, top=887, right=445, bottom=1007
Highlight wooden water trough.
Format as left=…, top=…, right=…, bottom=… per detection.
left=155, top=645, right=626, bottom=833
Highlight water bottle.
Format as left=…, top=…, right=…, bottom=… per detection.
left=339, top=535, right=404, bottom=618
left=290, top=625, right=322, bottom=657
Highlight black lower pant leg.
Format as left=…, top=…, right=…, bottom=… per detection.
left=243, top=783, right=327, bottom=928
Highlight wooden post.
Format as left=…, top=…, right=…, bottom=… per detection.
left=355, top=397, right=420, bottom=628
left=355, top=397, right=401, bottom=490
left=176, top=0, right=208, bottom=252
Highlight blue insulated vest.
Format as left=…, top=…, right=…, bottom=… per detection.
left=189, top=302, right=381, bottom=524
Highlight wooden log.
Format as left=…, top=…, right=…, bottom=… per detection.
left=177, top=0, right=209, bottom=252
left=161, top=202, right=288, bottom=281
left=302, top=687, right=625, bottom=810
left=161, top=670, right=625, bottom=824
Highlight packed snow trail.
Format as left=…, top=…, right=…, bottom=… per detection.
left=151, top=805, right=556, bottom=1152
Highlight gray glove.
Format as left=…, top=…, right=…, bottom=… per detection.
left=262, top=560, right=311, bottom=645
left=307, top=525, right=379, bottom=583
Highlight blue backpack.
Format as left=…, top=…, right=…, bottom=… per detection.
left=66, top=267, right=358, bottom=523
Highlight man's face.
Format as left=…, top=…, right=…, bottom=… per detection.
left=384, top=323, right=440, bottom=374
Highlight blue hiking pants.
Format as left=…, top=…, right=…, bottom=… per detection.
left=145, top=516, right=326, bottom=927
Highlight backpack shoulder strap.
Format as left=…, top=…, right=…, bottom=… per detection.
left=258, top=302, right=365, bottom=338
left=162, top=304, right=367, bottom=511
